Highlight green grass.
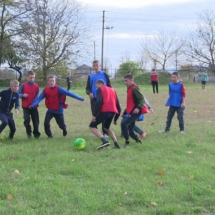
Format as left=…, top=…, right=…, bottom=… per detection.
left=0, top=84, right=215, bottom=215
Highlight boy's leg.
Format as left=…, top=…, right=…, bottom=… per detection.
left=23, top=108, right=32, bottom=137
left=44, top=111, right=54, bottom=137
left=156, top=82, right=159, bottom=93
left=165, top=107, right=176, bottom=131
left=30, top=109, right=41, bottom=138
left=54, top=114, right=67, bottom=136
left=0, top=113, right=9, bottom=134
left=134, top=125, right=143, bottom=134
left=128, top=120, right=140, bottom=142
left=67, top=83, right=70, bottom=90
left=7, top=114, right=16, bottom=139
left=177, top=107, right=185, bottom=132
left=152, top=82, right=155, bottom=93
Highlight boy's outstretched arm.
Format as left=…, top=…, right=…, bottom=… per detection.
left=181, top=84, right=186, bottom=108
left=31, top=91, right=45, bottom=108
left=58, top=88, right=84, bottom=101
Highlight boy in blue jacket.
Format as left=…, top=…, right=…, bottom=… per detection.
left=0, top=79, right=20, bottom=139
left=31, top=75, right=84, bottom=138
left=159, top=72, right=186, bottom=133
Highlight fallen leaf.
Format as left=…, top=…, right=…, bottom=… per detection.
left=158, top=169, right=164, bottom=175
left=156, top=180, right=163, bottom=186
left=208, top=120, right=212, bottom=123
left=194, top=111, right=198, bottom=113
left=189, top=175, right=194, bottom=180
left=119, top=203, right=123, bottom=207
left=14, top=169, right=20, bottom=174
left=7, top=194, right=14, bottom=200
left=124, top=191, right=127, bottom=195
left=72, top=159, right=75, bottom=162
left=0, top=137, right=4, bottom=141
left=186, top=151, right=192, bottom=154
left=151, top=202, right=158, bottom=206
left=151, top=122, right=155, bottom=125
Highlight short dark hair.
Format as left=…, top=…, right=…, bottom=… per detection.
left=95, top=79, right=105, bottom=85
left=152, top=68, right=156, bottom=71
left=172, top=72, right=179, bottom=77
left=124, top=74, right=133, bottom=80
left=93, top=60, right=100, bottom=64
left=27, top=71, right=35, bottom=76
left=47, top=75, right=56, bottom=80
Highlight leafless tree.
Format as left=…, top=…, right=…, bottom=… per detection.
left=0, top=0, right=32, bottom=65
left=120, top=50, right=131, bottom=63
left=186, top=10, right=215, bottom=74
left=140, top=30, right=184, bottom=71
left=20, top=0, right=88, bottom=79
left=136, top=51, right=148, bottom=72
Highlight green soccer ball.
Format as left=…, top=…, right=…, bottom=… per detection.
left=74, top=138, right=86, bottom=150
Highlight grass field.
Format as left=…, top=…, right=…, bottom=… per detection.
left=0, top=83, right=215, bottom=215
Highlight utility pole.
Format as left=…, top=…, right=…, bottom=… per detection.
left=101, top=10, right=105, bottom=70
left=94, top=41, right=96, bottom=60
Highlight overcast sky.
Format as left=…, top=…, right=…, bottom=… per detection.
left=77, top=0, right=215, bottom=72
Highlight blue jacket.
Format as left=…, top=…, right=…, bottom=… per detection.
left=31, top=86, right=84, bottom=114
left=0, top=88, right=20, bottom=114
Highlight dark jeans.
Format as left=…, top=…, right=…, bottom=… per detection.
left=121, top=118, right=143, bottom=136
left=23, top=108, right=40, bottom=137
left=151, top=81, right=158, bottom=93
left=121, top=113, right=141, bottom=141
left=90, top=98, right=107, bottom=135
left=44, top=111, right=66, bottom=137
left=0, top=113, right=16, bottom=137
left=67, top=83, right=71, bottom=90
left=165, top=106, right=185, bottom=131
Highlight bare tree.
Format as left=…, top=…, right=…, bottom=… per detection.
left=136, top=51, right=148, bottom=72
left=0, top=0, right=32, bottom=65
left=186, top=10, right=215, bottom=74
left=20, top=0, right=88, bottom=79
left=120, top=50, right=131, bottom=63
left=140, top=30, right=184, bottom=71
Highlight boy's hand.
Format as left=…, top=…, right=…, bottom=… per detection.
left=15, top=109, right=19, bottom=115
left=89, top=93, right=94, bottom=99
left=149, top=109, right=154, bottom=113
left=23, top=93, right=28, bottom=98
left=181, top=103, right=185, bottom=108
left=132, top=108, right=139, bottom=114
left=91, top=116, right=96, bottom=122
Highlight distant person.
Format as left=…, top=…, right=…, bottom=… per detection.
left=19, top=71, right=41, bottom=139
left=201, top=70, right=208, bottom=89
left=150, top=68, right=159, bottom=93
left=66, top=72, right=72, bottom=91
left=31, top=75, right=84, bottom=138
left=159, top=72, right=186, bottom=134
left=86, top=60, right=111, bottom=137
left=121, top=74, right=149, bottom=147
left=0, top=79, right=19, bottom=139
left=89, top=79, right=121, bottom=149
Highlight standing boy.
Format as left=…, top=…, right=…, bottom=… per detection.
left=89, top=79, right=121, bottom=149
left=86, top=60, right=111, bottom=136
left=159, top=72, right=186, bottom=133
left=31, top=75, right=84, bottom=138
left=121, top=74, right=148, bottom=147
left=66, top=73, right=72, bottom=91
left=19, top=71, right=40, bottom=139
left=150, top=68, right=159, bottom=93
left=0, top=79, right=20, bottom=139
left=201, top=70, right=208, bottom=89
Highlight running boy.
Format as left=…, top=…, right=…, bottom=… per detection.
left=121, top=74, right=148, bottom=147
left=0, top=79, right=20, bottom=139
left=31, top=75, right=84, bottom=138
left=19, top=71, right=40, bottom=139
left=89, top=79, right=121, bottom=149
left=159, top=72, right=186, bottom=133
left=201, top=70, right=208, bottom=89
left=66, top=72, right=72, bottom=91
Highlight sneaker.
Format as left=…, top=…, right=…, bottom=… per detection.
left=180, top=131, right=185, bottom=134
left=103, top=134, right=109, bottom=138
left=97, top=142, right=110, bottom=150
left=124, top=143, right=130, bottom=148
left=34, top=135, right=40, bottom=139
left=8, top=133, right=13, bottom=139
left=47, top=135, right=53, bottom=138
left=63, top=129, right=67, bottom=136
left=27, top=134, right=32, bottom=139
left=114, top=142, right=120, bottom=149
left=159, top=130, right=169, bottom=133
left=136, top=139, right=142, bottom=144
left=140, top=132, right=146, bottom=138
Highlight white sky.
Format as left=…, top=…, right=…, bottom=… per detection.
left=80, top=0, right=196, bottom=8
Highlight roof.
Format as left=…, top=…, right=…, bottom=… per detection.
left=73, top=64, right=93, bottom=74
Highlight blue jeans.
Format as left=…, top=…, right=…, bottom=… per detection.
left=121, top=113, right=141, bottom=140
left=0, top=113, right=16, bottom=137
left=165, top=106, right=185, bottom=131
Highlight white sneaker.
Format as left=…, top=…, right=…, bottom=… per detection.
left=180, top=131, right=185, bottom=134
left=159, top=130, right=168, bottom=133
left=103, top=134, right=109, bottom=138
left=97, top=142, right=110, bottom=149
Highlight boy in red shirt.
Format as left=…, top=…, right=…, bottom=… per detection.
left=150, top=68, right=159, bottom=93
left=19, top=71, right=40, bottom=139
